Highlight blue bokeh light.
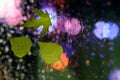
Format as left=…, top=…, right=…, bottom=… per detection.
left=93, top=21, right=119, bottom=40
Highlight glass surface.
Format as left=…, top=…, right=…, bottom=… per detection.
left=0, top=0, right=120, bottom=80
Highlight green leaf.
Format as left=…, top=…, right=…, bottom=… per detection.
left=34, top=10, right=51, bottom=36
left=22, top=9, right=52, bottom=36
left=38, top=42, right=63, bottom=64
left=22, top=18, right=41, bottom=29
left=33, top=9, right=45, bottom=17
left=10, top=36, right=32, bottom=58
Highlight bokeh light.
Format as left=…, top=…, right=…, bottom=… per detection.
left=0, top=0, right=22, bottom=26
left=93, top=21, right=119, bottom=40
left=108, top=69, right=120, bottom=80
left=64, top=18, right=82, bottom=36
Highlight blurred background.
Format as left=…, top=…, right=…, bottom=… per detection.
left=0, top=0, right=120, bottom=80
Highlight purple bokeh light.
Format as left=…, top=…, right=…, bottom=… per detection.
left=108, top=69, right=120, bottom=80
left=93, top=21, right=119, bottom=40
left=64, top=18, right=82, bottom=36
left=61, top=42, right=75, bottom=58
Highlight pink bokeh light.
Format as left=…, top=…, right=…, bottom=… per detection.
left=64, top=18, right=81, bottom=36
left=0, top=0, right=22, bottom=26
